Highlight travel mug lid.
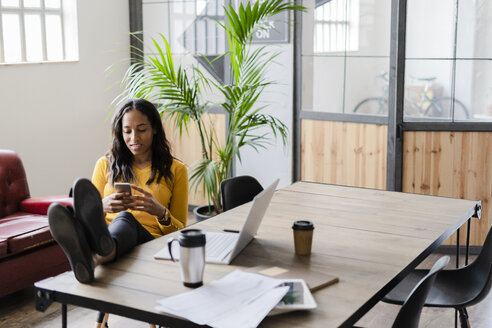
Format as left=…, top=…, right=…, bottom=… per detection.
left=179, top=229, right=206, bottom=247
left=292, top=220, right=314, bottom=231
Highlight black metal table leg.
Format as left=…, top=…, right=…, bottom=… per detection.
left=62, top=303, right=67, bottom=328
left=454, top=217, right=472, bottom=328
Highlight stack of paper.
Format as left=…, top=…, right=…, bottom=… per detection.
left=156, top=270, right=290, bottom=328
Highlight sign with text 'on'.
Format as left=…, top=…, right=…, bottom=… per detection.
left=240, top=0, right=290, bottom=44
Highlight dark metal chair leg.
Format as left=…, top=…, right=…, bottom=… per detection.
left=458, top=308, right=470, bottom=328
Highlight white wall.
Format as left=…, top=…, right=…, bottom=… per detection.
left=0, top=1, right=129, bottom=197
left=234, top=44, right=294, bottom=189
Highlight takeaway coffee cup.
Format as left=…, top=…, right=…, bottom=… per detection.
left=168, top=229, right=206, bottom=288
left=292, top=220, right=314, bottom=255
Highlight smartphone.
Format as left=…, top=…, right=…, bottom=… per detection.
left=114, top=182, right=132, bottom=194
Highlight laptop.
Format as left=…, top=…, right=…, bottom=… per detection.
left=154, top=178, right=279, bottom=264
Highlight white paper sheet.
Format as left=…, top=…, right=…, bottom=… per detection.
left=156, top=269, right=289, bottom=328
left=209, top=285, right=289, bottom=328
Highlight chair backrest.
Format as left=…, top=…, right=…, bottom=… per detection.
left=463, top=226, right=492, bottom=307
left=392, top=256, right=450, bottom=328
left=220, top=175, right=264, bottom=212
left=0, top=150, right=30, bottom=218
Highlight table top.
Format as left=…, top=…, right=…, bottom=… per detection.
left=36, top=182, right=480, bottom=327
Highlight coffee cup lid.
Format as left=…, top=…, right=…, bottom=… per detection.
left=179, top=229, right=206, bottom=247
left=292, top=220, right=314, bottom=230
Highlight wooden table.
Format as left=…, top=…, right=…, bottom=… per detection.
left=35, top=182, right=481, bottom=327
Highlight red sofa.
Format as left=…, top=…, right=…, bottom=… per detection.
left=0, top=149, right=72, bottom=297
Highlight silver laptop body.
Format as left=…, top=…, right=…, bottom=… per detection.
left=154, top=178, right=279, bottom=264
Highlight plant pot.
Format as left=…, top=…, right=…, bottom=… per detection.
left=193, top=205, right=217, bottom=222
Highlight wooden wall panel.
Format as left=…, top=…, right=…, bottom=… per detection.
left=403, top=131, right=492, bottom=246
left=301, top=121, right=491, bottom=246
left=163, top=113, right=226, bottom=206
left=301, top=120, right=387, bottom=190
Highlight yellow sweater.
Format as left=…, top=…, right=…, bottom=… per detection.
left=91, top=156, right=188, bottom=238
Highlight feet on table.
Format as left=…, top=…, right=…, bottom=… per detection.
left=48, top=178, right=115, bottom=283
left=48, top=203, right=94, bottom=283
left=73, top=178, right=114, bottom=256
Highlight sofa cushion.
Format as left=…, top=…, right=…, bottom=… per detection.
left=0, top=213, right=54, bottom=259
left=20, top=196, right=73, bottom=215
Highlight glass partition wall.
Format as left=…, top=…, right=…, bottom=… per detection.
left=297, top=0, right=492, bottom=181
left=301, top=0, right=391, bottom=119
left=139, top=0, right=228, bottom=206
left=296, top=0, right=492, bottom=246
left=133, top=0, right=490, bottom=243
left=142, top=0, right=227, bottom=102
left=405, top=0, right=492, bottom=122
left=297, top=0, right=392, bottom=192
left=300, top=0, right=492, bottom=122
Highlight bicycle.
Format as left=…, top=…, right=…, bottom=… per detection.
left=353, top=72, right=470, bottom=120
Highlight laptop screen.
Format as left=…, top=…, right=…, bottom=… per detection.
left=228, top=178, right=279, bottom=260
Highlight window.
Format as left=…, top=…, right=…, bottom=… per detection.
left=301, top=0, right=492, bottom=122
left=404, top=0, right=492, bottom=122
left=314, top=0, right=359, bottom=53
left=0, top=0, right=78, bottom=64
left=143, top=0, right=226, bottom=85
left=302, top=0, right=391, bottom=115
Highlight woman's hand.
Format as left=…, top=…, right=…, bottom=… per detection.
left=129, top=185, right=166, bottom=217
left=102, top=191, right=132, bottom=213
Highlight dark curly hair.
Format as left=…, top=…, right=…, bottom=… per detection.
left=109, top=98, right=173, bottom=185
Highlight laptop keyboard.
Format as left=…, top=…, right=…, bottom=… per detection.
left=206, top=232, right=238, bottom=259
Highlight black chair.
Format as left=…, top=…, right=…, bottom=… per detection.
left=220, top=175, right=263, bottom=211
left=392, top=255, right=450, bottom=328
left=384, top=227, right=492, bottom=328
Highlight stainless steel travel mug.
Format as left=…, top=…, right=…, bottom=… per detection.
left=168, top=229, right=206, bottom=288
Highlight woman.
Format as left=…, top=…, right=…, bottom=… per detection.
left=48, top=98, right=188, bottom=285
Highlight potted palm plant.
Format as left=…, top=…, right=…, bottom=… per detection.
left=114, top=0, right=304, bottom=217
